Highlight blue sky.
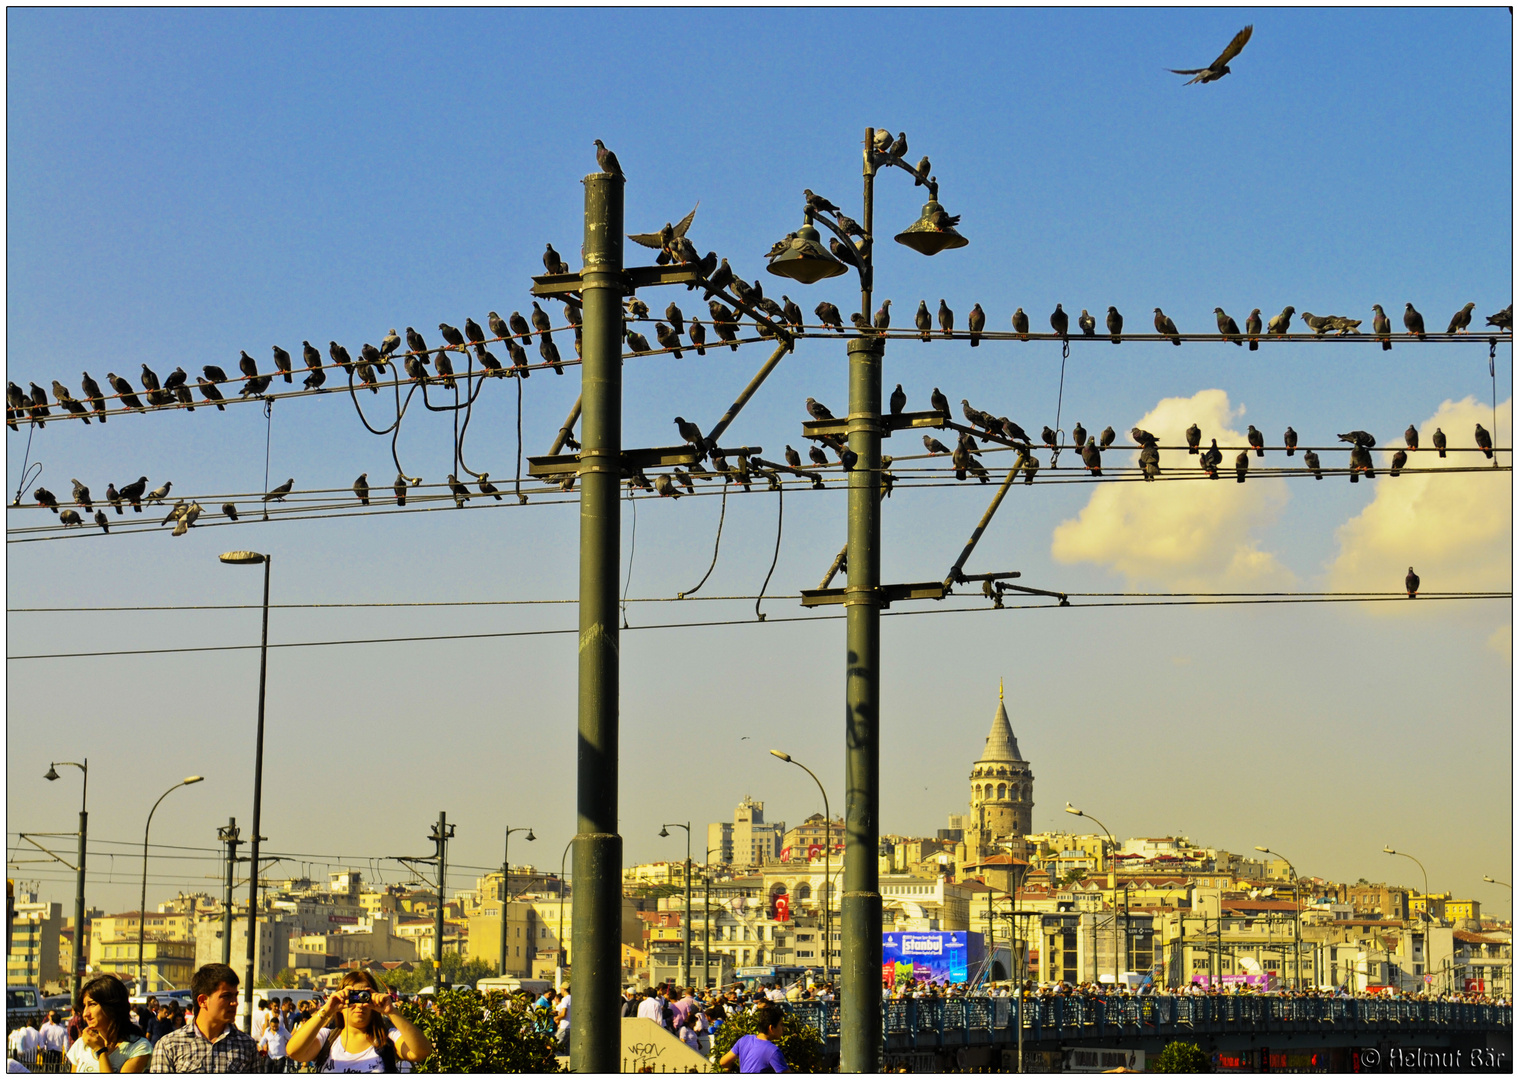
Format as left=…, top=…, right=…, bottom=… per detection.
left=7, top=8, right=1512, bottom=917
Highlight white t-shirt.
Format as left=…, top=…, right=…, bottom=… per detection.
left=36, top=1023, right=69, bottom=1052
left=64, top=1036, right=151, bottom=1073
left=250, top=1008, right=269, bottom=1042
left=555, top=993, right=571, bottom=1032
left=315, top=1027, right=386, bottom=1073
left=260, top=1016, right=288, bottom=1059
left=6, top=1029, right=38, bottom=1056
left=636, top=997, right=664, bottom=1026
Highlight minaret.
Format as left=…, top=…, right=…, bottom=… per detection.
left=965, top=680, right=1035, bottom=861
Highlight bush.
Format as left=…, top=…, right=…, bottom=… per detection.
left=396, top=988, right=561, bottom=1073
left=1152, top=1040, right=1211, bottom=1073
left=709, top=1005, right=826, bottom=1073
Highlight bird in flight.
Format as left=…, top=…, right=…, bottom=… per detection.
left=1170, top=25, right=1253, bottom=84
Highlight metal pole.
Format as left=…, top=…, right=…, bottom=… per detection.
left=841, top=126, right=883, bottom=1075
left=69, top=761, right=88, bottom=1007
left=139, top=780, right=197, bottom=994
left=684, top=825, right=692, bottom=988
left=500, top=827, right=511, bottom=976
left=219, top=819, right=240, bottom=966
left=244, top=554, right=271, bottom=1021
left=570, top=164, right=625, bottom=1075
left=434, top=811, right=448, bottom=988
left=704, top=849, right=711, bottom=989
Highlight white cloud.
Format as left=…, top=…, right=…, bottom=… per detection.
left=1326, top=398, right=1511, bottom=600
left=1050, top=389, right=1293, bottom=589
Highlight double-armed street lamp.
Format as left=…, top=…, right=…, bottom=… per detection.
left=659, top=823, right=693, bottom=986
left=1065, top=804, right=1121, bottom=986
left=500, top=826, right=536, bottom=976
left=1254, top=845, right=1304, bottom=988
left=770, top=750, right=834, bottom=979
left=138, top=776, right=203, bottom=993
left=767, top=128, right=967, bottom=1073
left=219, top=549, right=271, bottom=1019
left=44, top=760, right=88, bottom=1005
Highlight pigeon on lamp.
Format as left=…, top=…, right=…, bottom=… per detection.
left=544, top=242, right=570, bottom=275
left=1372, top=305, right=1393, bottom=351
left=1283, top=427, right=1298, bottom=457
left=1446, top=302, right=1476, bottom=334
left=815, top=302, right=844, bottom=333
left=968, top=304, right=985, bottom=347
left=1106, top=306, right=1123, bottom=344
left=1303, top=450, right=1322, bottom=480
left=1432, top=428, right=1447, bottom=458
left=1186, top=424, right=1202, bottom=455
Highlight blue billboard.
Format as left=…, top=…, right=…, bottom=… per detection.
left=882, top=931, right=984, bottom=986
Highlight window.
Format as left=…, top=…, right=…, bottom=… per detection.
left=997, top=784, right=1006, bottom=799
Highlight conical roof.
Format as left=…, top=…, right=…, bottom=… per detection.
left=979, top=690, right=1023, bottom=763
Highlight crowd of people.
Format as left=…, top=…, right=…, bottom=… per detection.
left=6, top=964, right=431, bottom=1074
left=874, top=974, right=1511, bottom=1007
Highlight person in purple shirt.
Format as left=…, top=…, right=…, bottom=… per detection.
left=719, top=1003, right=789, bottom=1073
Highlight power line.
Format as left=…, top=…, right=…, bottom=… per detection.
left=7, top=591, right=1507, bottom=660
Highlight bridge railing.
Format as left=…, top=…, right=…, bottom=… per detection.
left=786, top=996, right=1511, bottom=1043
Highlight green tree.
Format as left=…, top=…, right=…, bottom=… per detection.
left=396, top=988, right=560, bottom=1073
left=1153, top=1040, right=1211, bottom=1073
left=709, top=1007, right=826, bottom=1074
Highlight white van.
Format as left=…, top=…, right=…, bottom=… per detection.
left=476, top=977, right=551, bottom=997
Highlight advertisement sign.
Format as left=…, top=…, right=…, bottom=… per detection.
left=881, top=931, right=983, bottom=985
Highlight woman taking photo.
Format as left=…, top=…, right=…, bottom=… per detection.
left=286, top=971, right=431, bottom=1073
left=64, top=976, right=151, bottom=1073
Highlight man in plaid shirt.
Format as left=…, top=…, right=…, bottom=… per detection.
left=149, top=963, right=258, bottom=1072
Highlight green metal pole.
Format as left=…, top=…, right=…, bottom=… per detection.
left=219, top=818, right=239, bottom=967
left=570, top=166, right=625, bottom=1075
left=840, top=128, right=883, bottom=1075
left=435, top=811, right=447, bottom=987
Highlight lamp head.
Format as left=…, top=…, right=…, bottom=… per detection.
left=659, top=827, right=670, bottom=838
left=1483, top=876, right=1495, bottom=883
left=769, top=750, right=792, bottom=762
left=44, top=765, right=60, bottom=782
left=1254, top=846, right=1270, bottom=853
left=765, top=222, right=848, bottom=284
left=219, top=551, right=266, bottom=565
left=1383, top=847, right=1397, bottom=855
left=1064, top=803, right=1082, bottom=817
left=183, top=776, right=204, bottom=786
left=894, top=198, right=969, bottom=257
left=526, top=830, right=536, bottom=842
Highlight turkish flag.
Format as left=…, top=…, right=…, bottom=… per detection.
left=775, top=895, right=790, bottom=922
left=808, top=843, right=822, bottom=859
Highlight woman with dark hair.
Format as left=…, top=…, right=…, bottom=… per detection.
left=64, top=976, right=151, bottom=1073
left=285, top=970, right=430, bottom=1072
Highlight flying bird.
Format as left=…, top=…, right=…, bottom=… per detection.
left=1169, top=25, right=1254, bottom=84
left=628, top=204, right=699, bottom=265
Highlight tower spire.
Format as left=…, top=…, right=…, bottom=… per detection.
left=999, top=677, right=1003, bottom=702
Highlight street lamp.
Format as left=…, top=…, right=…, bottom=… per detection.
left=500, top=826, right=535, bottom=976
left=1066, top=804, right=1120, bottom=987
left=770, top=750, right=833, bottom=980
left=1384, top=847, right=1432, bottom=922
left=1255, top=846, right=1303, bottom=989
left=558, top=837, right=573, bottom=990
left=765, top=127, right=966, bottom=1076
left=219, top=549, right=271, bottom=1020
left=701, top=846, right=723, bottom=989
left=1483, top=876, right=1511, bottom=889
left=45, top=760, right=88, bottom=1005
left=138, top=776, right=203, bottom=993
left=659, top=823, right=692, bottom=987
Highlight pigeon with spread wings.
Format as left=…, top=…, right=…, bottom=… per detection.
left=628, top=203, right=700, bottom=265
left=1170, top=25, right=1253, bottom=84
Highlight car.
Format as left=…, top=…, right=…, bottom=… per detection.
left=40, top=994, right=73, bottom=1013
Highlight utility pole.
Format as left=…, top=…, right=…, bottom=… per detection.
left=430, top=812, right=455, bottom=989
left=500, top=826, right=535, bottom=977
left=217, top=819, right=241, bottom=966
left=571, top=164, right=625, bottom=1076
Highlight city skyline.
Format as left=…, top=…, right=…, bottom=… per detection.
left=7, top=8, right=1511, bottom=924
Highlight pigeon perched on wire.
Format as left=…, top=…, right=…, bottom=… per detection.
left=531, top=302, right=553, bottom=340
left=349, top=362, right=375, bottom=394
left=139, top=364, right=161, bottom=394
left=922, top=435, right=950, bottom=455
left=118, top=477, right=148, bottom=512
left=935, top=299, right=954, bottom=338
left=624, top=329, right=652, bottom=355
left=1069, top=421, right=1086, bottom=450
left=94, top=509, right=110, bottom=532
left=1011, top=308, right=1029, bottom=340
left=1390, top=449, right=1408, bottom=476
left=1153, top=308, right=1181, bottom=344
left=1200, top=441, right=1222, bottom=479
left=448, top=475, right=471, bottom=507
left=1403, top=303, right=1426, bottom=340
left=463, top=319, right=486, bottom=353
left=652, top=473, right=682, bottom=498
left=1050, top=304, right=1069, bottom=339
left=1487, top=304, right=1513, bottom=331
left=1247, top=425, right=1264, bottom=457
left=271, top=345, right=294, bottom=383
left=1106, top=306, right=1123, bottom=344
left=1186, top=424, right=1202, bottom=455
left=1302, top=449, right=1322, bottom=480
left=509, top=311, right=533, bottom=346
left=478, top=473, right=503, bottom=501
left=404, top=352, right=429, bottom=384
left=476, top=348, right=503, bottom=376
left=999, top=418, right=1030, bottom=447
left=145, top=481, right=172, bottom=507
left=354, top=474, right=369, bottom=506
left=1432, top=427, right=1447, bottom=458
left=60, top=508, right=82, bottom=527
left=106, top=483, right=122, bottom=514
left=1131, top=427, right=1158, bottom=449
left=1139, top=445, right=1162, bottom=481
left=508, top=340, right=531, bottom=377
left=1235, top=451, right=1249, bottom=483
left=968, top=304, right=985, bottom=346
left=850, top=311, right=871, bottom=334
left=1372, top=305, right=1393, bottom=351
left=264, top=478, right=294, bottom=503
left=1243, top=308, right=1262, bottom=351
left=221, top=503, right=239, bottom=521
left=1404, top=425, right=1419, bottom=451
left=540, top=337, right=564, bottom=374
left=1268, top=306, right=1295, bottom=336
left=1348, top=446, right=1373, bottom=480
left=107, top=373, right=144, bottom=411
left=815, top=302, right=844, bottom=333
left=809, top=444, right=830, bottom=466
left=1169, top=25, right=1253, bottom=84
left=1406, top=567, right=1420, bottom=598
left=394, top=474, right=408, bottom=506
left=1078, top=309, right=1096, bottom=337
left=53, top=383, right=91, bottom=422
left=329, top=342, right=354, bottom=377
left=161, top=500, right=187, bottom=526
left=1475, top=423, right=1494, bottom=459
left=1081, top=438, right=1102, bottom=476
left=1215, top=308, right=1243, bottom=344
left=70, top=479, right=93, bottom=512
left=1041, top=426, right=1058, bottom=449
left=1447, top=303, right=1476, bottom=334
left=1283, top=427, right=1298, bottom=457
left=688, top=318, right=707, bottom=355
left=1300, top=312, right=1335, bottom=336
left=34, top=487, right=58, bottom=513
left=434, top=350, right=456, bottom=390
left=874, top=300, right=892, bottom=332
left=1338, top=430, right=1377, bottom=448
left=81, top=373, right=107, bottom=422
left=1100, top=427, right=1116, bottom=450
left=915, top=301, right=932, bottom=341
